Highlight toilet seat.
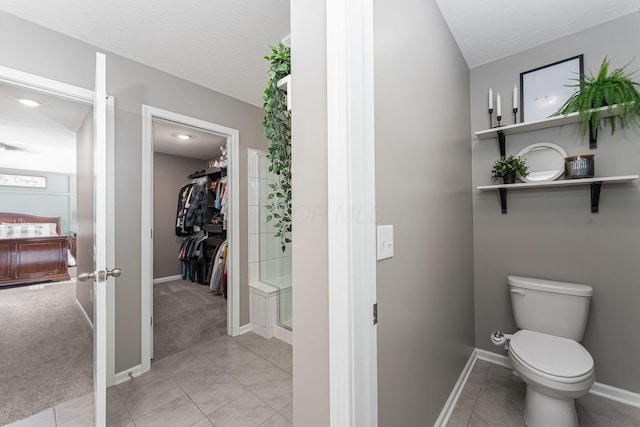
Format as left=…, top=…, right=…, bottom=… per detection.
left=510, top=330, right=594, bottom=384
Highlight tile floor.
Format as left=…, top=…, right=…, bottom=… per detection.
left=447, top=359, right=640, bottom=427
left=7, top=332, right=293, bottom=427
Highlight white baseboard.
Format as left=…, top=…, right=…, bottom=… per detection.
left=476, top=348, right=511, bottom=368
left=74, top=298, right=94, bottom=330
left=434, top=349, right=478, bottom=427
left=476, top=348, right=640, bottom=408
left=153, top=275, right=182, bottom=284
left=114, top=364, right=144, bottom=385
left=591, top=382, right=640, bottom=408
left=274, top=325, right=293, bottom=345
left=237, top=323, right=252, bottom=335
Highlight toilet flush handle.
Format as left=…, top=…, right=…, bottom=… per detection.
left=510, top=288, right=526, bottom=296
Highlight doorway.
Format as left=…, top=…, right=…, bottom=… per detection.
left=141, top=105, right=240, bottom=373
left=0, top=62, right=115, bottom=425
left=151, top=118, right=229, bottom=361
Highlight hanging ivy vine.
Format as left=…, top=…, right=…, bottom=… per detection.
left=262, top=43, right=291, bottom=252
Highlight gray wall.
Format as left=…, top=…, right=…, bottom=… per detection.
left=471, top=13, right=640, bottom=392
left=0, top=167, right=76, bottom=234
left=374, top=0, right=475, bottom=424
left=290, top=0, right=330, bottom=425
left=0, top=11, right=267, bottom=372
left=153, top=152, right=208, bottom=279
left=76, top=111, right=94, bottom=322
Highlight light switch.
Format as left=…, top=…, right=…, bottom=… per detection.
left=376, top=225, right=394, bottom=260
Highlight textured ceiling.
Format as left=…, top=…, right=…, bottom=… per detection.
left=153, top=119, right=227, bottom=160
left=1, top=0, right=637, bottom=105
left=435, top=0, right=640, bottom=69
left=0, top=0, right=290, bottom=107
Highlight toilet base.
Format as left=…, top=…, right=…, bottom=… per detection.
left=523, top=386, right=577, bottom=427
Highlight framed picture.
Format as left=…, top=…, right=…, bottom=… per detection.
left=520, top=54, right=583, bottom=123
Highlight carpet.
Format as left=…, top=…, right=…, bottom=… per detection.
left=153, top=279, right=227, bottom=362
left=0, top=281, right=93, bottom=425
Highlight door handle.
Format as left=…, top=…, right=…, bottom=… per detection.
left=77, top=272, right=96, bottom=282
left=107, top=267, right=122, bottom=278
left=77, top=267, right=122, bottom=282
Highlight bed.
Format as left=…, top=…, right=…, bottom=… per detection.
left=0, top=213, right=70, bottom=287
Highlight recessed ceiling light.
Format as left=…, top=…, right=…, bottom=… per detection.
left=177, top=134, right=192, bottom=140
left=19, top=99, right=40, bottom=107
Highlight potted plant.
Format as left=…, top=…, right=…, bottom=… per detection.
left=491, top=155, right=529, bottom=184
left=554, top=56, right=640, bottom=140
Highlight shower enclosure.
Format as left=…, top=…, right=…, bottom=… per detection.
left=257, top=153, right=292, bottom=330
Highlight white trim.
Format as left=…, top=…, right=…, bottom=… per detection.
left=75, top=298, right=94, bottom=330
left=326, top=0, right=377, bottom=426
left=476, top=348, right=512, bottom=369
left=237, top=323, right=253, bottom=335
left=274, top=325, right=293, bottom=345
left=0, top=65, right=93, bottom=104
left=105, top=95, right=116, bottom=388
left=153, top=275, right=182, bottom=284
left=141, top=105, right=241, bottom=375
left=591, top=382, right=640, bottom=409
left=476, top=349, right=640, bottom=408
left=113, top=364, right=144, bottom=385
left=434, top=350, right=478, bottom=427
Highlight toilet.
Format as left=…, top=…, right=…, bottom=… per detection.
left=507, top=275, right=595, bottom=427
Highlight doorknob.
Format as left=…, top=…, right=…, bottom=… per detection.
left=77, top=268, right=122, bottom=282
left=107, top=267, right=122, bottom=278
left=77, top=272, right=96, bottom=282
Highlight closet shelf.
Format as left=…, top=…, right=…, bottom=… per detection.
left=475, top=104, right=620, bottom=140
left=477, top=174, right=639, bottom=214
left=188, top=167, right=222, bottom=179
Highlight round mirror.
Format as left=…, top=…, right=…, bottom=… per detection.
left=516, top=142, right=568, bottom=182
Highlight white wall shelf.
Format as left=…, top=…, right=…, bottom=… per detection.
left=477, top=174, right=639, bottom=214
left=277, top=74, right=291, bottom=111
left=475, top=104, right=620, bottom=153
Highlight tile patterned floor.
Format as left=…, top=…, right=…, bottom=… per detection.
left=7, top=332, right=293, bottom=427
left=447, top=360, right=640, bottom=427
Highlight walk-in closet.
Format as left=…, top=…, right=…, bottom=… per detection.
left=152, top=118, right=230, bottom=361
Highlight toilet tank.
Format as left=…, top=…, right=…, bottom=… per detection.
left=508, top=276, right=593, bottom=341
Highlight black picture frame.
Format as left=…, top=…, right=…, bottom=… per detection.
left=520, top=54, right=584, bottom=123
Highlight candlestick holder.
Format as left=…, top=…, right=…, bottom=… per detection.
left=488, top=108, right=494, bottom=128
left=513, top=108, right=518, bottom=124
left=497, top=115, right=502, bottom=127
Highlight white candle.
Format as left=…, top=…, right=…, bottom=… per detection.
left=489, top=88, right=493, bottom=110
left=497, top=93, right=502, bottom=117
left=513, top=85, right=518, bottom=110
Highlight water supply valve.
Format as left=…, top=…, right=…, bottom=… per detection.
left=490, top=330, right=513, bottom=350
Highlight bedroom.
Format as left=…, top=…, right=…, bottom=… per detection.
left=0, top=82, right=95, bottom=424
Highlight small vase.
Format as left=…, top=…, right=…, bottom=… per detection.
left=503, top=173, right=516, bottom=184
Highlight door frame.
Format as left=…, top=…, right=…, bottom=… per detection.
left=0, top=65, right=117, bottom=386
left=140, top=105, right=240, bottom=372
left=325, top=0, right=378, bottom=425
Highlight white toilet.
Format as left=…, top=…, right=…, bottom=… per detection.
left=507, top=275, right=595, bottom=427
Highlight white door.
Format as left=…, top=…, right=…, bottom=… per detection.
left=78, top=52, right=119, bottom=427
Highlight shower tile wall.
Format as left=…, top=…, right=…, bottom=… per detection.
left=248, top=152, right=292, bottom=329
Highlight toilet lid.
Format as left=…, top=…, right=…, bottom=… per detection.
left=510, top=330, right=593, bottom=379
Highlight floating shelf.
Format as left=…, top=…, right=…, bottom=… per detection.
left=477, top=174, right=639, bottom=214
left=475, top=104, right=620, bottom=140
left=277, top=74, right=292, bottom=111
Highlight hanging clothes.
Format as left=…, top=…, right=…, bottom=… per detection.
left=175, top=180, right=207, bottom=236
left=178, top=234, right=209, bottom=284
left=209, top=241, right=228, bottom=295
